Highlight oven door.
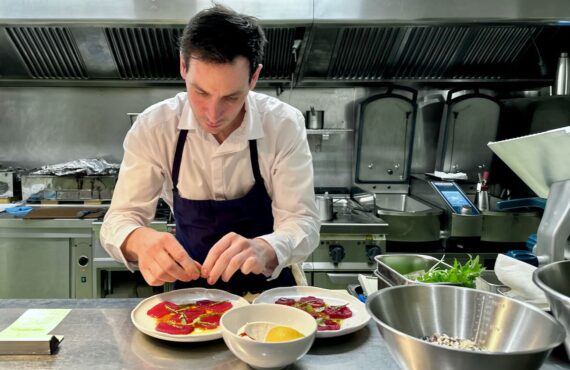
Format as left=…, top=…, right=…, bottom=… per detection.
left=0, top=220, right=92, bottom=298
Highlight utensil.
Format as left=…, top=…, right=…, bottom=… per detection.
left=315, top=192, right=333, bottom=221
left=374, top=254, right=453, bottom=287
left=252, top=286, right=371, bottom=338
left=554, top=52, right=569, bottom=95
left=475, top=270, right=507, bottom=294
left=130, top=288, right=249, bottom=342
left=220, top=303, right=317, bottom=369
left=305, top=106, right=324, bottom=129
left=533, top=260, right=570, bottom=359
left=366, top=285, right=565, bottom=370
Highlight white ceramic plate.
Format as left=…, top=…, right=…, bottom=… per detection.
left=131, top=288, right=249, bottom=342
left=253, top=286, right=370, bottom=338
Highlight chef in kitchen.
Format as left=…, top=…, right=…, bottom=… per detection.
left=100, top=4, right=320, bottom=296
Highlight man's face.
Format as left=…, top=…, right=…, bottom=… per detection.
left=180, top=55, right=261, bottom=142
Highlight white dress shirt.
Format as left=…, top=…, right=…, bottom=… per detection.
left=100, top=91, right=320, bottom=279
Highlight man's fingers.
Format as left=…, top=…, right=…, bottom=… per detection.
left=144, top=259, right=176, bottom=285
left=206, top=237, right=245, bottom=285
left=153, top=249, right=191, bottom=282
left=137, top=232, right=201, bottom=285
left=202, top=232, right=236, bottom=278
left=163, top=241, right=201, bottom=281
left=221, top=251, right=248, bottom=282
left=241, top=256, right=263, bottom=275
left=140, top=268, right=162, bottom=286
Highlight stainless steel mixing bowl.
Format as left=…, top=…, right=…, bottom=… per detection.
left=533, top=259, right=570, bottom=359
left=366, top=285, right=565, bottom=370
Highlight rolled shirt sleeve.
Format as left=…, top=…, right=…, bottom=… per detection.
left=100, top=113, right=168, bottom=271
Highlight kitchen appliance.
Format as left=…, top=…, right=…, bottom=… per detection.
left=410, top=175, right=482, bottom=238
left=366, top=285, right=565, bottom=370
left=0, top=171, right=21, bottom=200
left=435, top=88, right=500, bottom=182
left=355, top=86, right=417, bottom=188
left=533, top=260, right=570, bottom=359
left=488, top=127, right=570, bottom=265
left=305, top=188, right=388, bottom=289
left=0, top=219, right=93, bottom=298
left=354, top=86, right=444, bottom=243
left=21, top=175, right=116, bottom=202
left=374, top=194, right=442, bottom=242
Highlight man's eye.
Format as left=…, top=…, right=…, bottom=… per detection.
left=196, top=91, right=207, bottom=96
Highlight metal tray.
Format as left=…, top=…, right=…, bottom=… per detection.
left=475, top=270, right=507, bottom=294
left=374, top=254, right=452, bottom=287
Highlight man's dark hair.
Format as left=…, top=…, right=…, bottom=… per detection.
left=179, top=4, right=267, bottom=80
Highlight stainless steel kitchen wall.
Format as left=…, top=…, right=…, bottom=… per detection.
left=0, top=87, right=358, bottom=188
left=1, top=85, right=568, bottom=193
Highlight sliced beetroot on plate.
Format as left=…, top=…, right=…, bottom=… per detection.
left=324, top=305, right=353, bottom=319
left=299, top=296, right=326, bottom=308
left=318, top=319, right=340, bottom=331
left=275, top=297, right=296, bottom=306
left=156, top=322, right=194, bottom=335
left=206, top=301, right=233, bottom=313
left=147, top=301, right=179, bottom=318
left=194, top=314, right=221, bottom=329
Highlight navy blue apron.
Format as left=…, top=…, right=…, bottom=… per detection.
left=171, top=129, right=295, bottom=295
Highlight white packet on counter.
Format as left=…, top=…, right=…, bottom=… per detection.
left=494, top=254, right=548, bottom=306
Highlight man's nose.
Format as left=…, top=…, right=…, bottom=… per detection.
left=206, top=99, right=224, bottom=122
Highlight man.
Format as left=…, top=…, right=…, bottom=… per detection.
left=100, top=5, right=320, bottom=296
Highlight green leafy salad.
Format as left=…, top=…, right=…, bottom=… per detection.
left=407, top=255, right=485, bottom=288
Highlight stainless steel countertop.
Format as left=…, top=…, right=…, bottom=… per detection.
left=0, top=299, right=568, bottom=370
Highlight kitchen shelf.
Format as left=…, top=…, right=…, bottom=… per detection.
left=307, top=128, right=353, bottom=136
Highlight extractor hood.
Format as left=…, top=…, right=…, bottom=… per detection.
left=1, top=0, right=569, bottom=86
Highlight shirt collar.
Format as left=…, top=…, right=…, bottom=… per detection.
left=177, top=91, right=265, bottom=143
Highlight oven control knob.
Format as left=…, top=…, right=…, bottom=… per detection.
left=78, top=256, right=90, bottom=267
left=329, top=244, right=345, bottom=265
left=365, top=245, right=382, bottom=264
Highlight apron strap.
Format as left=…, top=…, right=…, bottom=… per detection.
left=248, top=140, right=263, bottom=183
left=172, top=129, right=189, bottom=193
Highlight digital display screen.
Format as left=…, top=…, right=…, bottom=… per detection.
left=433, top=182, right=477, bottom=214
left=441, top=190, right=470, bottom=208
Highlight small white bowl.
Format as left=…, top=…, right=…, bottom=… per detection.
left=220, top=303, right=317, bottom=369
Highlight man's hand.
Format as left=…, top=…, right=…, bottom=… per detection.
left=200, top=232, right=278, bottom=285
left=122, top=227, right=201, bottom=286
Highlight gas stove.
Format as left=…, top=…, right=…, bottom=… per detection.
left=305, top=187, right=388, bottom=289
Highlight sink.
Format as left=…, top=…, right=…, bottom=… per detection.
left=374, top=194, right=442, bottom=242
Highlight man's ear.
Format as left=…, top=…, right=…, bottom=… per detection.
left=249, top=64, right=263, bottom=90
left=180, top=54, right=187, bottom=80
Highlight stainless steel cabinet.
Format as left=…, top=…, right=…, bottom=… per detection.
left=0, top=218, right=93, bottom=298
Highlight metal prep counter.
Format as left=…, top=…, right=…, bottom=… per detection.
left=0, top=299, right=568, bottom=370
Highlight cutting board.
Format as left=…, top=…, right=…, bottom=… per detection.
left=23, top=207, right=106, bottom=219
